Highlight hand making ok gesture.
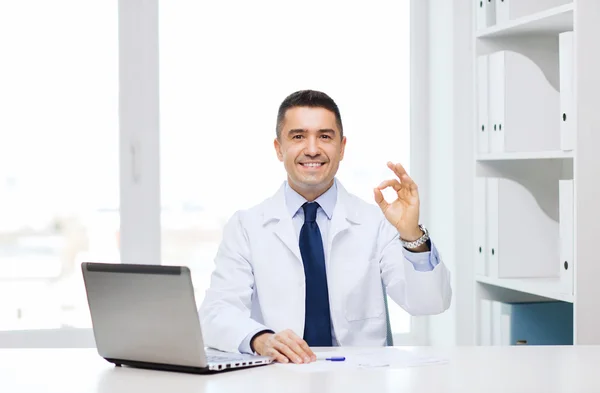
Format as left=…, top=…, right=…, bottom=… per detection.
left=373, top=161, right=423, bottom=242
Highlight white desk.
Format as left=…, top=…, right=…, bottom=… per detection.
left=2, top=346, right=600, bottom=393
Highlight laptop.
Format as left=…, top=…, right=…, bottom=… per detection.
left=81, top=262, right=273, bottom=373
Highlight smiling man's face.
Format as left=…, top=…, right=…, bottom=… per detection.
left=274, top=106, right=346, bottom=201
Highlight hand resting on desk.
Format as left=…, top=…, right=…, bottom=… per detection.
left=251, top=329, right=317, bottom=364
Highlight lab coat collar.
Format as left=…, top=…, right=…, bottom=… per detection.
left=262, top=178, right=363, bottom=226
left=262, top=177, right=363, bottom=265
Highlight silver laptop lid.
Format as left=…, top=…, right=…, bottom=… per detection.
left=81, top=263, right=208, bottom=368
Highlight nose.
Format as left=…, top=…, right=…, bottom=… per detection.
left=304, top=135, right=320, bottom=157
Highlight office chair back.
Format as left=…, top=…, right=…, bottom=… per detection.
left=382, top=281, right=394, bottom=346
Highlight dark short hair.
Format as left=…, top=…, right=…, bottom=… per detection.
left=275, top=90, right=344, bottom=140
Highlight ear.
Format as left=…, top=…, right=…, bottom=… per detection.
left=274, top=137, right=284, bottom=162
left=339, top=136, right=347, bottom=161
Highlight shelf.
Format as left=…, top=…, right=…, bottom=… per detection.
left=476, top=3, right=574, bottom=39
left=477, top=150, right=573, bottom=161
left=476, top=275, right=573, bottom=303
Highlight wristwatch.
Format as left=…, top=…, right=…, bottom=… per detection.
left=400, top=224, right=429, bottom=249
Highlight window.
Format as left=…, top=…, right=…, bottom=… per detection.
left=0, top=1, right=119, bottom=330
left=0, top=0, right=421, bottom=347
left=159, top=0, right=412, bottom=335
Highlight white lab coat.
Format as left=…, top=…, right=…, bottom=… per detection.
left=199, top=181, right=452, bottom=353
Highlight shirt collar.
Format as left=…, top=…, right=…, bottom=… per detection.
left=284, top=179, right=337, bottom=220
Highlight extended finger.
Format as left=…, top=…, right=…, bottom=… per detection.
left=387, top=161, right=411, bottom=182
left=397, top=170, right=418, bottom=195
left=387, top=162, right=418, bottom=195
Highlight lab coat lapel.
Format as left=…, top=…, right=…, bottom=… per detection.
left=326, top=181, right=362, bottom=265
left=263, top=183, right=302, bottom=263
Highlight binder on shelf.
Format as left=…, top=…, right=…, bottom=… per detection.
left=488, top=51, right=560, bottom=153
left=496, top=0, right=572, bottom=25
left=491, top=301, right=508, bottom=345
left=480, top=299, right=492, bottom=345
left=476, top=0, right=496, bottom=30
left=559, top=31, right=575, bottom=151
left=486, top=178, right=499, bottom=278
left=509, top=301, right=573, bottom=345
left=559, top=179, right=574, bottom=295
left=499, top=304, right=511, bottom=345
left=474, top=177, right=488, bottom=276
left=484, top=301, right=573, bottom=346
left=486, top=177, right=559, bottom=278
left=477, top=55, right=490, bottom=154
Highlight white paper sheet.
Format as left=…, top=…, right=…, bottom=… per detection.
left=277, top=348, right=448, bottom=373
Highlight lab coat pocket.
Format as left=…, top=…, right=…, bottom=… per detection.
left=344, top=259, right=385, bottom=321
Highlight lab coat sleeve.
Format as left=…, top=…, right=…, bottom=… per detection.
left=199, top=211, right=270, bottom=353
left=378, top=219, right=452, bottom=316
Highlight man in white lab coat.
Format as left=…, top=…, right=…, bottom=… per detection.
left=199, top=90, right=451, bottom=364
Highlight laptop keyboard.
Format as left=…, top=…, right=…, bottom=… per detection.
left=206, top=351, right=258, bottom=364
left=207, top=354, right=246, bottom=363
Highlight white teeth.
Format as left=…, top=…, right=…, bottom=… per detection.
left=302, top=163, right=323, bottom=167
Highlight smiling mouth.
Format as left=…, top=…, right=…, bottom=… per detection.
left=299, top=162, right=325, bottom=168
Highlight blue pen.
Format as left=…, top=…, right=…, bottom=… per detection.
left=325, top=356, right=345, bottom=361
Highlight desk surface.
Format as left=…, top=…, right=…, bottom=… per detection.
left=2, top=346, right=600, bottom=393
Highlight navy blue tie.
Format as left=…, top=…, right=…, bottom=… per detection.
left=299, top=202, right=333, bottom=347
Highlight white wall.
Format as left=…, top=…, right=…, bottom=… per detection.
left=426, top=0, right=456, bottom=347
left=452, top=0, right=476, bottom=346
left=425, top=0, right=475, bottom=346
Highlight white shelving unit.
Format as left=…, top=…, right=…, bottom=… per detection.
left=477, top=150, right=573, bottom=161
left=471, top=0, right=600, bottom=346
left=475, top=275, right=573, bottom=303
left=476, top=3, right=573, bottom=38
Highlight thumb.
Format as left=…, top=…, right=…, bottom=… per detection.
left=373, top=188, right=389, bottom=212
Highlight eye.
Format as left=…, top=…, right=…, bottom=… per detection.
left=320, top=135, right=332, bottom=139
left=292, top=135, right=303, bottom=140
